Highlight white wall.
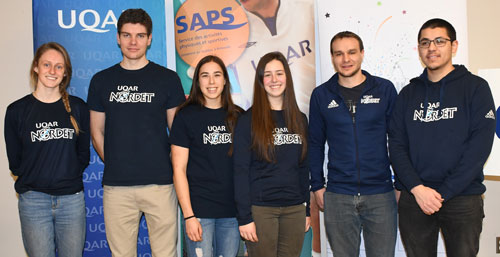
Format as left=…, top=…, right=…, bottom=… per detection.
left=0, top=1, right=33, bottom=256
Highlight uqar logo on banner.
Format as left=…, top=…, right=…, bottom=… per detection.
left=57, top=9, right=118, bottom=33
left=32, top=1, right=167, bottom=256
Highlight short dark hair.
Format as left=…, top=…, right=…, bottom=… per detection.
left=418, top=18, right=456, bottom=42
left=330, top=31, right=364, bottom=55
left=117, top=9, right=153, bottom=35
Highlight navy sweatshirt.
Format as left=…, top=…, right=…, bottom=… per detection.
left=4, top=94, right=90, bottom=195
left=389, top=65, right=495, bottom=201
left=233, top=109, right=310, bottom=226
left=309, top=70, right=397, bottom=195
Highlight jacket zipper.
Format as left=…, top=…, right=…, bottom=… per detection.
left=338, top=84, right=366, bottom=196
left=352, top=114, right=361, bottom=196
left=341, top=94, right=362, bottom=196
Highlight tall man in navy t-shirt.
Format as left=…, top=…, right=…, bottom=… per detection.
left=389, top=18, right=495, bottom=257
left=308, top=31, right=398, bottom=256
left=87, top=9, right=185, bottom=257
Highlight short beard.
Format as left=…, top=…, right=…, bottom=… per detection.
left=338, top=66, right=361, bottom=78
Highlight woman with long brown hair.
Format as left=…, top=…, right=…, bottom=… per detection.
left=233, top=51, right=310, bottom=257
left=4, top=42, right=89, bottom=257
left=171, top=55, right=243, bottom=257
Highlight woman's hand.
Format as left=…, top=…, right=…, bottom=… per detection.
left=185, top=218, right=203, bottom=242
left=239, top=222, right=259, bottom=242
left=305, top=216, right=311, bottom=232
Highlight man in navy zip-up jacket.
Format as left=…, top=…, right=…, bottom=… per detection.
left=389, top=18, right=495, bottom=257
left=309, top=31, right=397, bottom=257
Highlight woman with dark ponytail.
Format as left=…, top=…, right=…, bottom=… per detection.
left=4, top=42, right=89, bottom=257
left=171, top=55, right=243, bottom=257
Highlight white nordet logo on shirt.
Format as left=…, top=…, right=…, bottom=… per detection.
left=203, top=125, right=232, bottom=145
left=30, top=121, right=74, bottom=142
left=485, top=110, right=495, bottom=120
left=413, top=102, right=458, bottom=122
left=360, top=95, right=380, bottom=104
left=327, top=100, right=339, bottom=109
left=109, top=85, right=155, bottom=103
left=273, top=127, right=302, bottom=145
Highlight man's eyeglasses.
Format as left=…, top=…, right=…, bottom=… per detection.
left=418, top=37, right=452, bottom=48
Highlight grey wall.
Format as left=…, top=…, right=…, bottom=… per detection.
left=468, top=1, right=500, bottom=255
left=0, top=1, right=33, bottom=256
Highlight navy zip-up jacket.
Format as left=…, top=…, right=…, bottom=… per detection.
left=233, top=109, right=310, bottom=226
left=309, top=70, right=397, bottom=195
left=389, top=65, right=495, bottom=201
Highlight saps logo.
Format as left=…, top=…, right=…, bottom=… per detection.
left=175, top=7, right=247, bottom=33
left=57, top=9, right=118, bottom=33
left=174, top=0, right=249, bottom=67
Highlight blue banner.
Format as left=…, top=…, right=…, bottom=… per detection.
left=32, top=1, right=167, bottom=256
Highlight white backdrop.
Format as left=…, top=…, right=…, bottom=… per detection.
left=315, top=0, right=468, bottom=256
left=317, top=0, right=468, bottom=91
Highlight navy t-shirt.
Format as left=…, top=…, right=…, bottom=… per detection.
left=170, top=104, right=237, bottom=218
left=338, top=80, right=366, bottom=116
left=4, top=94, right=90, bottom=195
left=87, top=62, right=185, bottom=186
left=233, top=109, right=310, bottom=225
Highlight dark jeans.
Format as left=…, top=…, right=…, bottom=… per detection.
left=323, top=191, right=397, bottom=257
left=398, top=190, right=484, bottom=257
left=247, top=204, right=306, bottom=257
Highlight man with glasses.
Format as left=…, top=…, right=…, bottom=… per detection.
left=389, top=18, right=495, bottom=257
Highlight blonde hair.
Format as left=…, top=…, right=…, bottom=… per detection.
left=30, top=42, right=80, bottom=135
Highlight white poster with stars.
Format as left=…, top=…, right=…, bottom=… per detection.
left=317, top=0, right=468, bottom=92
left=316, top=0, right=467, bottom=256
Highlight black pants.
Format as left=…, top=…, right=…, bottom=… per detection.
left=398, top=190, right=484, bottom=257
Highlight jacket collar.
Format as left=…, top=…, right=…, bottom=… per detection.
left=326, top=70, right=375, bottom=95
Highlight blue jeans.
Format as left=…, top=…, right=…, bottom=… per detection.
left=18, top=190, right=86, bottom=257
left=398, top=191, right=484, bottom=257
left=184, top=217, right=240, bottom=257
left=324, top=191, right=397, bottom=257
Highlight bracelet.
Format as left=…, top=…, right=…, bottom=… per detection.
left=184, top=215, right=195, bottom=221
